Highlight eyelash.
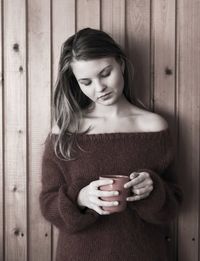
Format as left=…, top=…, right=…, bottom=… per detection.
left=101, top=71, right=111, bottom=78
left=82, top=71, right=111, bottom=86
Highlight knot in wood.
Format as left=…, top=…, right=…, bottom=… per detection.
left=165, top=67, right=172, bottom=75
left=13, top=43, right=19, bottom=52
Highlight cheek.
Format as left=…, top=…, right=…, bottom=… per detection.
left=79, top=85, right=94, bottom=98
left=110, top=70, right=124, bottom=89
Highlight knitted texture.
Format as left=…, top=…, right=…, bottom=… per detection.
left=39, top=128, right=182, bottom=261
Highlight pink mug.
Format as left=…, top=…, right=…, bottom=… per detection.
left=99, top=175, right=131, bottom=213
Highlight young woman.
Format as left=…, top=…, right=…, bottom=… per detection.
left=39, top=28, right=182, bottom=261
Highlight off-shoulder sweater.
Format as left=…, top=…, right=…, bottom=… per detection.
left=39, top=128, right=182, bottom=261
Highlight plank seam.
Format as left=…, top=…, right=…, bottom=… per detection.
left=150, top=0, right=155, bottom=111
left=25, top=0, right=29, bottom=259
left=1, top=0, right=5, bottom=260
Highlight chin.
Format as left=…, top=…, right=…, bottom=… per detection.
left=99, top=98, right=119, bottom=106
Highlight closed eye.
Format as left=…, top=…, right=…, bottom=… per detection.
left=101, top=70, right=111, bottom=78
left=80, top=80, right=91, bottom=86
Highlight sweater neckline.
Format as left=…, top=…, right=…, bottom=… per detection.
left=75, top=127, right=169, bottom=140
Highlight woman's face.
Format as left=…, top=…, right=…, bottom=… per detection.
left=71, top=57, right=125, bottom=106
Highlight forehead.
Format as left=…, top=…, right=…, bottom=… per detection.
left=71, top=57, right=117, bottom=78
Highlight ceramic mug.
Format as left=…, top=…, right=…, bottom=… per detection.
left=99, top=175, right=131, bottom=213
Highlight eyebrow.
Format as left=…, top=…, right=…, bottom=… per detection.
left=78, top=65, right=112, bottom=81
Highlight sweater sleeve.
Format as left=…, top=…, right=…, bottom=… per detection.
left=128, top=131, right=183, bottom=225
left=39, top=135, right=99, bottom=234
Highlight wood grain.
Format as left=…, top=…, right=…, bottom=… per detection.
left=177, top=1, right=200, bottom=260
left=0, top=1, right=199, bottom=260
left=4, top=0, right=27, bottom=260
left=77, top=0, right=100, bottom=30
left=52, top=0, right=75, bottom=260
left=152, top=1, right=177, bottom=260
left=0, top=0, right=3, bottom=260
left=126, top=0, right=151, bottom=109
left=101, top=0, right=125, bottom=48
left=28, top=0, right=51, bottom=260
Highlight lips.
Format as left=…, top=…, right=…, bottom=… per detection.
left=98, top=92, right=112, bottom=99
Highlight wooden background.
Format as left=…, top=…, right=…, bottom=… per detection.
left=0, top=0, right=199, bottom=260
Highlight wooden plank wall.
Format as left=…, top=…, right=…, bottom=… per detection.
left=0, top=0, right=199, bottom=260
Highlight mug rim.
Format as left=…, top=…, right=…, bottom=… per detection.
left=99, top=175, right=129, bottom=179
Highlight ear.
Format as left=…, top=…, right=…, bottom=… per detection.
left=120, top=59, right=125, bottom=74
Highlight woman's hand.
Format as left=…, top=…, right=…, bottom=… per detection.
left=124, top=172, right=153, bottom=201
left=77, top=179, right=119, bottom=215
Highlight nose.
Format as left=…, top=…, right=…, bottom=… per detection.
left=95, top=79, right=107, bottom=92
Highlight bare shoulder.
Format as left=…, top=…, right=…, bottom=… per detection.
left=137, top=111, right=168, bottom=132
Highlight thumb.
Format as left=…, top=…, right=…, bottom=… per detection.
left=130, top=172, right=140, bottom=179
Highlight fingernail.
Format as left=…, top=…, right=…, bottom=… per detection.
left=114, top=191, right=119, bottom=196
left=124, top=184, right=128, bottom=188
left=114, top=201, right=119, bottom=206
left=126, top=197, right=130, bottom=201
left=109, top=180, right=113, bottom=184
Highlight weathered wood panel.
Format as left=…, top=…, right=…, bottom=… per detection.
left=152, top=1, right=177, bottom=260
left=0, top=1, right=199, bottom=261
left=52, top=0, right=75, bottom=260
left=126, top=0, right=151, bottom=109
left=0, top=0, right=3, bottom=260
left=28, top=0, right=51, bottom=260
left=101, top=0, right=125, bottom=48
left=3, top=0, right=27, bottom=260
left=177, top=1, right=200, bottom=260
left=77, top=0, right=100, bottom=30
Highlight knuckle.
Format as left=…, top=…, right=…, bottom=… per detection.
left=140, top=189, right=145, bottom=194
left=96, top=207, right=102, bottom=215
left=149, top=185, right=153, bottom=191
left=134, top=195, right=140, bottom=201
left=89, top=196, right=94, bottom=203
left=104, top=191, right=112, bottom=197
left=141, top=171, right=149, bottom=178
left=99, top=209, right=105, bottom=215
left=105, top=201, right=113, bottom=206
left=88, top=190, right=93, bottom=195
left=140, top=172, right=146, bottom=177
left=139, top=189, right=144, bottom=195
left=136, top=189, right=142, bottom=195
left=90, top=196, right=97, bottom=204
left=145, top=172, right=150, bottom=178
left=89, top=182, right=95, bottom=189
left=95, top=190, right=101, bottom=196
left=97, top=209, right=102, bottom=215
left=148, top=180, right=153, bottom=186
left=100, top=200, right=107, bottom=206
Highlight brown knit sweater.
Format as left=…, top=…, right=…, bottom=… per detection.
left=39, top=128, right=182, bottom=261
